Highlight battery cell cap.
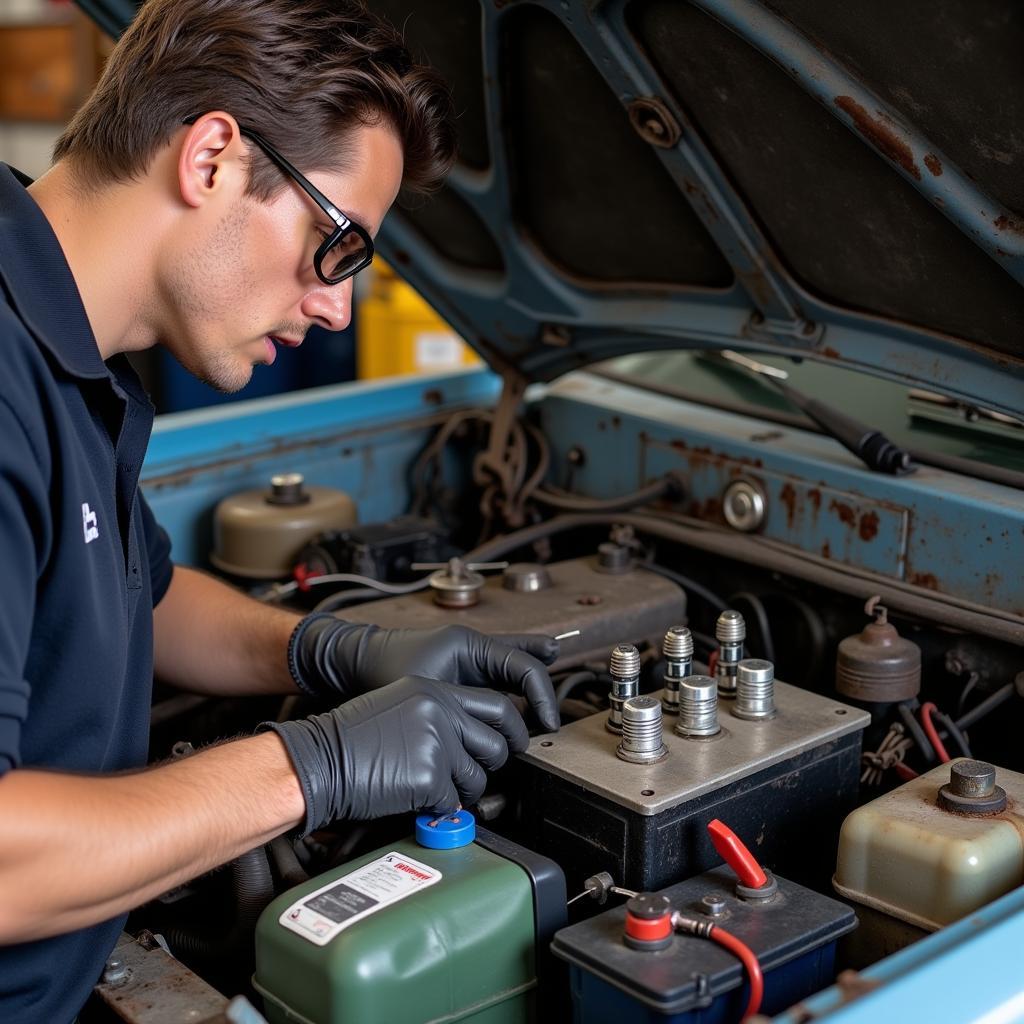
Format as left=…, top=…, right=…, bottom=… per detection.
left=415, top=810, right=477, bottom=849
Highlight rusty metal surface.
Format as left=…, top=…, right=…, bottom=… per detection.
left=538, top=374, right=1024, bottom=625
left=339, top=556, right=686, bottom=672
left=90, top=933, right=231, bottom=1023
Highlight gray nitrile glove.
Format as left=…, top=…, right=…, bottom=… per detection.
left=261, top=676, right=529, bottom=836
left=288, top=616, right=560, bottom=732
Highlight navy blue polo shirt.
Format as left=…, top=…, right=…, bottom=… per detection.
left=0, top=165, right=174, bottom=1023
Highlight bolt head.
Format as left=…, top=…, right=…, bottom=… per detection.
left=950, top=759, right=996, bottom=798
left=701, top=892, right=727, bottom=917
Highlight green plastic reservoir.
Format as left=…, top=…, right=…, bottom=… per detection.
left=254, top=813, right=564, bottom=1024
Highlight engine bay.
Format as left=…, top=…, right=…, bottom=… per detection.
left=85, top=367, right=1024, bottom=1024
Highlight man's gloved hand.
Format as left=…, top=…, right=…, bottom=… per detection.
left=288, top=615, right=560, bottom=732
left=260, top=676, right=528, bottom=835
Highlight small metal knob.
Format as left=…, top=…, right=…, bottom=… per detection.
left=722, top=480, right=766, bottom=532
left=701, top=892, right=727, bottom=918
left=266, top=472, right=310, bottom=506
left=610, top=644, right=641, bottom=680
left=733, top=659, right=776, bottom=721
left=676, top=675, right=720, bottom=738
left=716, top=611, right=745, bottom=698
left=607, top=644, right=640, bottom=735
left=716, top=610, right=746, bottom=645
left=617, top=695, right=669, bottom=764
left=938, top=759, right=1007, bottom=814
left=661, top=626, right=693, bottom=714
left=502, top=563, right=552, bottom=592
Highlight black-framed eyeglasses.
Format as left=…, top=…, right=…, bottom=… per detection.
left=184, top=117, right=374, bottom=286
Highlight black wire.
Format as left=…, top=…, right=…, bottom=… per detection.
left=555, top=671, right=598, bottom=707
left=934, top=710, right=972, bottom=759
left=727, top=592, right=776, bottom=664
left=955, top=683, right=1016, bottom=732
left=641, top=562, right=728, bottom=615
left=898, top=702, right=937, bottom=766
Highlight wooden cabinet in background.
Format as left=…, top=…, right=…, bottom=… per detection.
left=0, top=9, right=105, bottom=122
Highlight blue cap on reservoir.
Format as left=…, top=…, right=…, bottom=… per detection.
left=415, top=810, right=477, bottom=849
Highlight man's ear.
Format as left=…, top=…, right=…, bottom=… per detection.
left=177, top=112, right=246, bottom=209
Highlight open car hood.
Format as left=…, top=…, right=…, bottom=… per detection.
left=78, top=0, right=1024, bottom=416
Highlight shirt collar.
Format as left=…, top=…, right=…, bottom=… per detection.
left=0, top=163, right=109, bottom=381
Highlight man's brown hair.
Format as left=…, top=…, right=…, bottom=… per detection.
left=54, top=0, right=456, bottom=197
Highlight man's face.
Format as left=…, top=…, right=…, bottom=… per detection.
left=160, top=122, right=403, bottom=393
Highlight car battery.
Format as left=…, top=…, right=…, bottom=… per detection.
left=551, top=863, right=856, bottom=1022
left=514, top=681, right=869, bottom=894
left=254, top=813, right=566, bottom=1023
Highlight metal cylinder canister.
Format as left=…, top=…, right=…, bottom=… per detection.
left=836, top=598, right=920, bottom=704
left=661, top=626, right=693, bottom=714
left=607, top=644, right=641, bottom=735
left=676, top=675, right=720, bottom=738
left=715, top=610, right=746, bottom=699
left=734, top=659, right=776, bottom=721
left=211, top=474, right=357, bottom=579
left=617, top=695, right=669, bottom=764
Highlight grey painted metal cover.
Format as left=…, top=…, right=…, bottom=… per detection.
left=76, top=1, right=1024, bottom=414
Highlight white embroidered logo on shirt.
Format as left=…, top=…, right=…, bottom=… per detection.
left=82, top=502, right=99, bottom=544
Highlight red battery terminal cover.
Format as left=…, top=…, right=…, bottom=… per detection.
left=623, top=894, right=674, bottom=950
left=707, top=819, right=769, bottom=890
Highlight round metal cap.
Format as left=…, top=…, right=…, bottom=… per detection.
left=662, top=626, right=694, bottom=660
left=266, top=473, right=311, bottom=506
left=609, top=644, right=641, bottom=679
left=737, top=659, right=774, bottom=685
left=502, top=563, right=552, bottom=592
left=716, top=610, right=746, bottom=644
left=938, top=759, right=1007, bottom=815
left=416, top=810, right=476, bottom=849
left=722, top=479, right=766, bottom=532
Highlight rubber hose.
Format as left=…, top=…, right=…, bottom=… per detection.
left=269, top=834, right=310, bottom=889
left=166, top=845, right=275, bottom=962
left=532, top=475, right=680, bottom=513
left=898, top=703, right=937, bottom=766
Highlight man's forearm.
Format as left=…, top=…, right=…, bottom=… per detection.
left=153, top=565, right=302, bottom=696
left=0, top=732, right=304, bottom=943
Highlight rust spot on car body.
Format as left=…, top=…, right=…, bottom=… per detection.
left=834, top=96, right=920, bottom=179
left=821, top=540, right=832, bottom=559
left=910, top=572, right=940, bottom=591
left=859, top=511, right=880, bottom=541
left=924, top=154, right=942, bottom=176
left=808, top=488, right=822, bottom=513
left=780, top=483, right=797, bottom=528
left=994, top=214, right=1024, bottom=234
left=830, top=499, right=856, bottom=527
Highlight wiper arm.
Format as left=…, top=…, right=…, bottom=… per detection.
left=720, top=351, right=917, bottom=475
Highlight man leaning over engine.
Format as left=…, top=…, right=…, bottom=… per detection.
left=0, top=3, right=558, bottom=1020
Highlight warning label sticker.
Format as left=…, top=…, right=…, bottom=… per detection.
left=279, top=852, right=442, bottom=946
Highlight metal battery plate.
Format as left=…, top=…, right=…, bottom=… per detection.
left=519, top=681, right=869, bottom=816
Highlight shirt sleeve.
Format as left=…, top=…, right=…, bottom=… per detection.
left=138, top=488, right=174, bottom=607
left=0, top=396, right=50, bottom=777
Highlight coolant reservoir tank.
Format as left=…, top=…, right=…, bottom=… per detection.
left=834, top=758, right=1024, bottom=932
left=254, top=812, right=565, bottom=1024
left=210, top=473, right=356, bottom=579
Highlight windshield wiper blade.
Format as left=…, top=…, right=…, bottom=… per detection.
left=720, top=351, right=917, bottom=475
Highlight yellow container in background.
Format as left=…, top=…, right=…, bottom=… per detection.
left=357, top=262, right=480, bottom=379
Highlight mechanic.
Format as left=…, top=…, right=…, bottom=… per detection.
left=0, top=1, right=560, bottom=1020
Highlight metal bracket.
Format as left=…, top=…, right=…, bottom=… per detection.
left=745, top=311, right=824, bottom=346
